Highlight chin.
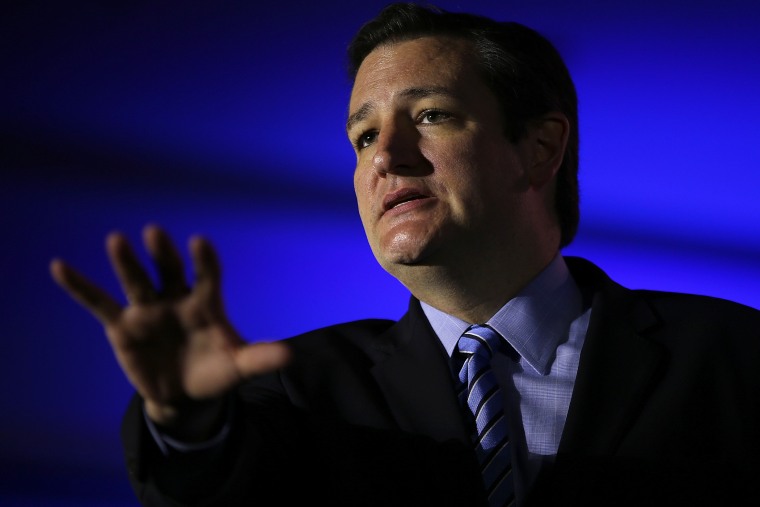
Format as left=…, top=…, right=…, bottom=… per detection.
left=380, top=244, right=447, bottom=275
left=380, top=241, right=430, bottom=264
left=380, top=254, right=422, bottom=272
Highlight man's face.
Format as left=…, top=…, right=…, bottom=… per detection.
left=348, top=36, right=534, bottom=279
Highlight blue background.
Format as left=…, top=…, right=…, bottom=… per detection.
left=2, top=0, right=758, bottom=505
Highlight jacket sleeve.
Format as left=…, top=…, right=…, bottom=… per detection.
left=120, top=373, right=487, bottom=507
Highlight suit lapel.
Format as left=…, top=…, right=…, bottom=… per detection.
left=367, top=260, right=667, bottom=454
left=369, top=299, right=472, bottom=444
left=559, top=258, right=666, bottom=455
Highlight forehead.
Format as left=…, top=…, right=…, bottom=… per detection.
left=348, top=36, right=482, bottom=112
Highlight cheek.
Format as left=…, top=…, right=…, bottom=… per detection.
left=424, top=132, right=481, bottom=170
left=426, top=141, right=482, bottom=195
left=353, top=156, right=369, bottom=191
left=353, top=167, right=374, bottom=218
left=436, top=140, right=521, bottom=217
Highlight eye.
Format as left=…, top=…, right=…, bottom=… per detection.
left=355, top=130, right=378, bottom=150
left=419, top=109, right=452, bottom=124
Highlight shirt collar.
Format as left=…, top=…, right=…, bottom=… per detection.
left=421, top=254, right=582, bottom=375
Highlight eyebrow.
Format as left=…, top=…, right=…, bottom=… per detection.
left=346, top=86, right=456, bottom=133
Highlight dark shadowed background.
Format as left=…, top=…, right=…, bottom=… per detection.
left=2, top=0, right=759, bottom=505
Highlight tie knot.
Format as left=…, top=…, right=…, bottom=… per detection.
left=457, top=324, right=502, bottom=359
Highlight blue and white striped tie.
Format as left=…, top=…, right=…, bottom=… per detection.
left=457, top=324, right=515, bottom=506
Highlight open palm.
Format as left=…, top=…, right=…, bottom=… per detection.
left=50, top=225, right=289, bottom=433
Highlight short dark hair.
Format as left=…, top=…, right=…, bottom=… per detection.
left=347, top=2, right=580, bottom=248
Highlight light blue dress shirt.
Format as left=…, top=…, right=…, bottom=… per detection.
left=421, top=254, right=591, bottom=501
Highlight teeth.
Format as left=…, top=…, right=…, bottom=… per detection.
left=393, top=195, right=421, bottom=208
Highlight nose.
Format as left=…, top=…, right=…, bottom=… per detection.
left=371, top=119, right=422, bottom=176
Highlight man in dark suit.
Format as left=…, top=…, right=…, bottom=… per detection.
left=51, top=3, right=760, bottom=506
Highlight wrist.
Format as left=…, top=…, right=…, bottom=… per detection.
left=144, top=396, right=228, bottom=442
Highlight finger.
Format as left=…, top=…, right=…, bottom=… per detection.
left=234, top=341, right=291, bottom=378
left=106, top=231, right=157, bottom=305
left=50, top=258, right=122, bottom=324
left=143, top=224, right=187, bottom=298
left=189, top=235, right=222, bottom=311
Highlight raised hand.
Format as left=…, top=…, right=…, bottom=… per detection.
left=50, top=225, right=290, bottom=438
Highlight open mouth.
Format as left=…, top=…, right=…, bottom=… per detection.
left=383, top=188, right=430, bottom=212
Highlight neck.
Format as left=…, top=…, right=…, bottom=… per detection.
left=396, top=246, right=559, bottom=324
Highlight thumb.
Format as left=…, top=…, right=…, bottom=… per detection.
left=234, top=341, right=291, bottom=378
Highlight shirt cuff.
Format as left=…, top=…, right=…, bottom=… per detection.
left=143, top=403, right=233, bottom=457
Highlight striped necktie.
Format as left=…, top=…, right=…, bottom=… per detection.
left=456, top=324, right=515, bottom=506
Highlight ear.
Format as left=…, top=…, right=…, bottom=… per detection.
left=524, top=113, right=570, bottom=188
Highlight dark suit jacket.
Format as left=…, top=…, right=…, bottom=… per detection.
left=122, top=257, right=760, bottom=506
